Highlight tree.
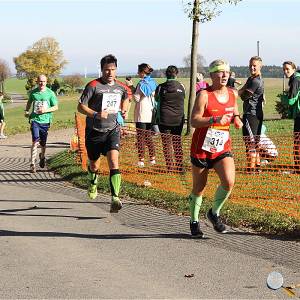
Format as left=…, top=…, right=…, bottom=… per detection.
left=62, top=74, right=84, bottom=93
left=183, top=53, right=206, bottom=74
left=14, top=37, right=68, bottom=90
left=0, top=59, right=11, bottom=93
left=51, top=79, right=61, bottom=94
left=183, top=0, right=242, bottom=134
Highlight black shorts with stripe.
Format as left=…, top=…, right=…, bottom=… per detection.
left=242, top=114, right=263, bottom=150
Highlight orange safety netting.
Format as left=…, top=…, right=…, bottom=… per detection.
left=72, top=113, right=300, bottom=220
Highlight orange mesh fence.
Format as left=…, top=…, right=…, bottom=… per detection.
left=73, top=113, right=300, bottom=220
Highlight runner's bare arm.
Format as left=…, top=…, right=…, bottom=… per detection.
left=233, top=89, right=243, bottom=129
left=77, top=103, right=108, bottom=119
left=191, top=90, right=211, bottom=128
left=38, top=105, right=58, bottom=114
left=24, top=100, right=32, bottom=117
left=120, top=98, right=130, bottom=119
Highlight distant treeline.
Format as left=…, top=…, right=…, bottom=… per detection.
left=84, top=65, right=293, bottom=79
left=151, top=65, right=288, bottom=78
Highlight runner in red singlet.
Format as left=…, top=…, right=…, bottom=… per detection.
left=189, top=59, right=243, bottom=238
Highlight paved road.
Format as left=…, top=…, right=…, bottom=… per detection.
left=0, top=117, right=299, bottom=297
left=5, top=93, right=27, bottom=109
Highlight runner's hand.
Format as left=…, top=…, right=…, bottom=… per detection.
left=121, top=110, right=127, bottom=119
left=219, top=114, right=232, bottom=125
left=234, top=116, right=243, bottom=129
left=37, top=107, right=46, bottom=114
left=125, top=79, right=133, bottom=87
left=100, top=110, right=108, bottom=119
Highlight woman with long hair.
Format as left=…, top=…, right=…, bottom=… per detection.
left=127, top=63, right=157, bottom=167
left=282, top=61, right=300, bottom=173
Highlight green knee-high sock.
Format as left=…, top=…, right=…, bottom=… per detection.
left=110, top=169, right=121, bottom=197
left=212, top=185, right=231, bottom=216
left=88, top=167, right=98, bottom=185
left=189, top=194, right=203, bottom=222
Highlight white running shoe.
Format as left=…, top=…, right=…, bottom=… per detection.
left=137, top=161, right=145, bottom=167
left=260, top=159, right=269, bottom=166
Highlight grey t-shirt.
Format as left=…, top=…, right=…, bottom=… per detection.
left=243, top=75, right=264, bottom=118
left=79, top=78, right=127, bottom=132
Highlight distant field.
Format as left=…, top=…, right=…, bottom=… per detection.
left=5, top=78, right=28, bottom=95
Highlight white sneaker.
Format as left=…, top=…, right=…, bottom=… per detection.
left=260, top=159, right=269, bottom=166
left=0, top=134, right=7, bottom=139
left=137, top=161, right=145, bottom=167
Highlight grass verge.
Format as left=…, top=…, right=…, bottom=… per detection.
left=48, top=150, right=299, bottom=238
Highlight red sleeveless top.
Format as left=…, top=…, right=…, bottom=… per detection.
left=190, top=87, right=236, bottom=159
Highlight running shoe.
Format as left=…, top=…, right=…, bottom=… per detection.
left=149, top=159, right=156, bottom=165
left=206, top=208, right=227, bottom=233
left=137, top=161, right=145, bottom=167
left=30, top=164, right=36, bottom=173
left=0, top=134, right=7, bottom=139
left=190, top=221, right=204, bottom=238
left=88, top=183, right=98, bottom=200
left=39, top=153, right=46, bottom=168
left=110, top=196, right=122, bottom=213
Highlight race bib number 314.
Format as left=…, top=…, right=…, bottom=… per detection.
left=102, top=93, right=121, bottom=114
left=202, top=128, right=229, bottom=153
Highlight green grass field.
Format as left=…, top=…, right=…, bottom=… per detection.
left=5, top=78, right=28, bottom=95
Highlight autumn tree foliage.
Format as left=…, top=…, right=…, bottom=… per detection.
left=0, top=59, right=10, bottom=93
left=62, top=74, right=84, bottom=93
left=14, top=37, right=67, bottom=90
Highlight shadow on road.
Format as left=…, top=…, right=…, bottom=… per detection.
left=0, top=230, right=191, bottom=240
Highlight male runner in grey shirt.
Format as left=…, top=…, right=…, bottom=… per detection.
left=78, top=54, right=129, bottom=213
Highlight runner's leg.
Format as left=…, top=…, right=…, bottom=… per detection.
left=107, top=149, right=122, bottom=212
left=213, top=156, right=235, bottom=215
left=205, top=156, right=235, bottom=233
left=189, top=164, right=208, bottom=237
left=85, top=139, right=101, bottom=200
left=30, top=121, right=40, bottom=172
left=190, top=164, right=208, bottom=219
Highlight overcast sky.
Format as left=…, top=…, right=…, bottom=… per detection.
left=1, top=0, right=299, bottom=75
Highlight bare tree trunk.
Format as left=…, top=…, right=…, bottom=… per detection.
left=186, top=0, right=200, bottom=135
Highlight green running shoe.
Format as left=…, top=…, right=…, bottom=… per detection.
left=110, top=196, right=122, bottom=213
left=88, top=183, right=98, bottom=200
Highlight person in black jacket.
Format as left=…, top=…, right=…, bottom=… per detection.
left=155, top=65, right=185, bottom=172
left=226, top=71, right=241, bottom=89
left=282, top=61, right=300, bottom=173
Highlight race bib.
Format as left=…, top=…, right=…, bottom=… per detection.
left=202, top=128, right=229, bottom=153
left=102, top=93, right=121, bottom=114
left=34, top=101, right=48, bottom=114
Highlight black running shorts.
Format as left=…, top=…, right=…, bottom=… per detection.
left=191, top=152, right=233, bottom=169
left=85, top=126, right=120, bottom=161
